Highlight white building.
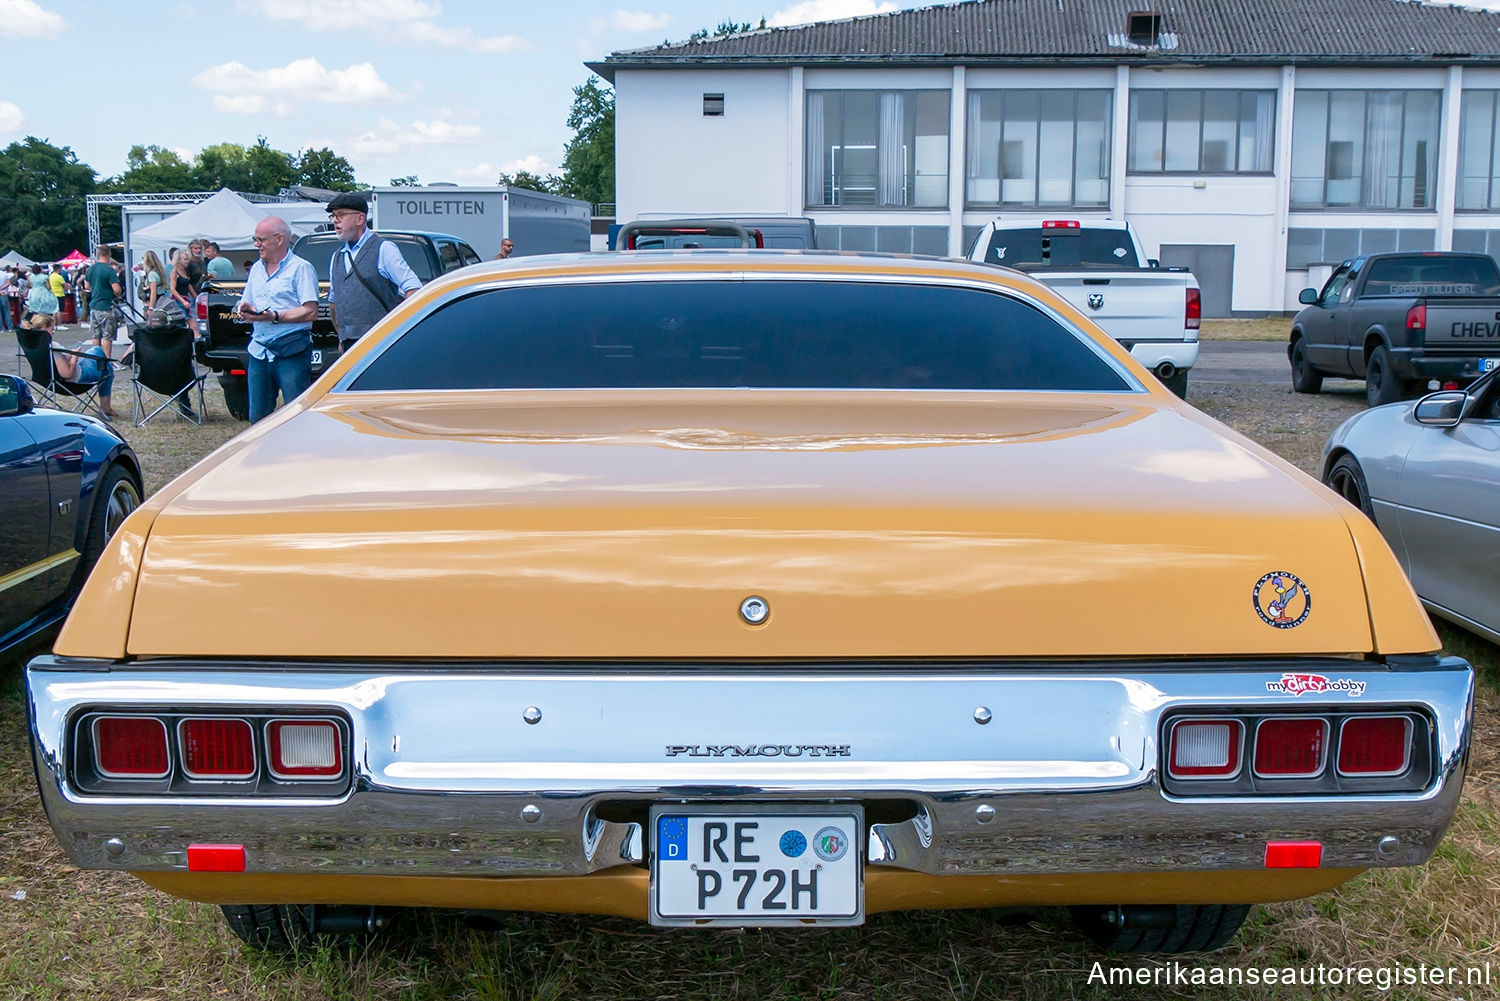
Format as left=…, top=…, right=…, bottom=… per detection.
left=591, top=0, right=1500, bottom=315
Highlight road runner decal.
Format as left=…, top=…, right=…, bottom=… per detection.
left=1253, top=572, right=1311, bottom=628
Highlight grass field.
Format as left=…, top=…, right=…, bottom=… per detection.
left=1, top=330, right=1495, bottom=1000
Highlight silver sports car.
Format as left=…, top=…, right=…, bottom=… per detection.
left=1322, top=367, right=1500, bottom=644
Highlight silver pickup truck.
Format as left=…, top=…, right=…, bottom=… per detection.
left=967, top=220, right=1200, bottom=397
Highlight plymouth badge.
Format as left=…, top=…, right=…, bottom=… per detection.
left=1087, top=293, right=1104, bottom=310
left=1253, top=571, right=1311, bottom=628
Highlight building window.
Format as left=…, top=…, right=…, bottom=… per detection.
left=806, top=90, right=949, bottom=208
left=1458, top=91, right=1500, bottom=210
left=965, top=90, right=1111, bottom=207
left=1127, top=90, right=1275, bottom=174
left=703, top=93, right=725, bottom=117
left=1291, top=90, right=1440, bottom=209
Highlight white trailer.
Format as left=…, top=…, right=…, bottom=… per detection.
left=368, top=185, right=591, bottom=261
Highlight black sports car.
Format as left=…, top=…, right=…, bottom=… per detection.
left=0, top=374, right=142, bottom=660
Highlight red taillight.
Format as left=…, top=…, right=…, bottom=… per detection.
left=1041, top=219, right=1080, bottom=228
left=1253, top=718, right=1328, bottom=777
left=268, top=720, right=342, bottom=778
left=94, top=717, right=169, bottom=778
left=179, top=718, right=255, bottom=778
left=1168, top=719, right=1243, bottom=778
left=1406, top=304, right=1425, bottom=330
left=229, top=369, right=246, bottom=376
left=195, top=292, right=208, bottom=320
left=1185, top=287, right=1201, bottom=330
left=1338, top=716, right=1412, bottom=776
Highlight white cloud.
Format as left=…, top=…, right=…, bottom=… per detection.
left=0, top=0, right=64, bottom=37
left=248, top=0, right=526, bottom=52
left=0, top=101, right=25, bottom=135
left=503, top=155, right=553, bottom=176
left=193, top=59, right=394, bottom=105
left=348, top=117, right=482, bottom=158
left=451, top=162, right=497, bottom=183
left=612, top=10, right=670, bottom=31
left=767, top=0, right=899, bottom=27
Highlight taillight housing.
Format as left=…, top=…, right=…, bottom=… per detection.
left=1253, top=718, right=1328, bottom=777
left=1167, top=719, right=1243, bottom=779
left=195, top=292, right=209, bottom=320
left=1185, top=287, right=1202, bottom=330
left=94, top=717, right=170, bottom=778
left=1338, top=716, right=1412, bottom=776
left=179, top=718, right=256, bottom=779
left=1405, top=303, right=1425, bottom=331
left=1041, top=219, right=1080, bottom=228
left=268, top=720, right=343, bottom=778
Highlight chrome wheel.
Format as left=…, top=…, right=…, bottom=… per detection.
left=103, top=478, right=141, bottom=539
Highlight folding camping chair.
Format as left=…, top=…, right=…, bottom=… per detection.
left=14, top=326, right=114, bottom=422
left=130, top=320, right=207, bottom=426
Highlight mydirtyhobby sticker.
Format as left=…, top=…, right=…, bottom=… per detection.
left=1265, top=673, right=1368, bottom=698
left=1253, top=572, right=1311, bottom=628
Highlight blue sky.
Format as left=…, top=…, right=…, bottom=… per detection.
left=0, top=0, right=926, bottom=187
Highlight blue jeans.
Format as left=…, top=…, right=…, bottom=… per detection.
left=0, top=298, right=12, bottom=330
left=73, top=346, right=114, bottom=398
left=248, top=347, right=312, bottom=423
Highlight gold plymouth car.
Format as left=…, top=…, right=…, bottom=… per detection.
left=27, top=252, right=1473, bottom=955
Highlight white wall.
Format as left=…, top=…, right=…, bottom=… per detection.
left=615, top=69, right=792, bottom=221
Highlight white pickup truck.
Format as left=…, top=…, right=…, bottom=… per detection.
left=967, top=220, right=1200, bottom=397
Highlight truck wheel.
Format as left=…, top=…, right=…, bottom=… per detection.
left=218, top=374, right=250, bottom=421
left=220, top=904, right=316, bottom=952
left=1290, top=338, right=1322, bottom=394
left=1070, top=904, right=1251, bottom=954
left=1365, top=345, right=1405, bottom=407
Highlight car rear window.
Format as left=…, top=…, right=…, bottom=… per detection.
left=348, top=280, right=1131, bottom=392
left=1360, top=256, right=1500, bottom=297
left=983, top=229, right=1141, bottom=269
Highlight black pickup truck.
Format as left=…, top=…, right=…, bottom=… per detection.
left=1289, top=252, right=1500, bottom=406
left=196, top=230, right=482, bottom=419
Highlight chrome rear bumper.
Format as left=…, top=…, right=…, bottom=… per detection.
left=28, top=657, right=1472, bottom=879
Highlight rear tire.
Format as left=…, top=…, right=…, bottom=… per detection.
left=1366, top=344, right=1405, bottom=407
left=1290, top=338, right=1322, bottom=394
left=1324, top=453, right=1375, bottom=519
left=70, top=463, right=141, bottom=594
left=220, top=904, right=316, bottom=953
left=1071, top=904, right=1251, bottom=954
left=218, top=374, right=249, bottom=422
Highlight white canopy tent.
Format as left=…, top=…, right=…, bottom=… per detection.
left=1, top=249, right=38, bottom=267
left=128, top=188, right=328, bottom=264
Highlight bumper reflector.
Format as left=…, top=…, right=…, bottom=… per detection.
left=1264, top=841, right=1322, bottom=868
left=187, top=843, right=246, bottom=872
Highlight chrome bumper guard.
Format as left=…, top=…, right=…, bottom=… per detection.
left=27, top=657, right=1473, bottom=878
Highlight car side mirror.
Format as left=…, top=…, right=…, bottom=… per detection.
left=1413, top=390, right=1466, bottom=428
left=1298, top=288, right=1318, bottom=305
left=0, top=374, right=34, bottom=417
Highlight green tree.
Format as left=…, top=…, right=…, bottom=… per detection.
left=295, top=147, right=359, bottom=191
left=0, top=137, right=96, bottom=260
left=497, top=169, right=554, bottom=193
left=194, top=138, right=294, bottom=194
left=555, top=77, right=614, bottom=207
left=389, top=174, right=421, bottom=187
left=688, top=18, right=765, bottom=41
left=113, top=144, right=196, bottom=193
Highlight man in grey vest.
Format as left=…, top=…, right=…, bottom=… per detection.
left=326, top=191, right=421, bottom=353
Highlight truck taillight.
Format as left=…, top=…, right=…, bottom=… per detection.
left=268, top=720, right=343, bottom=778
left=180, top=718, right=256, bottom=778
left=195, top=292, right=208, bottom=320
left=1253, top=718, right=1328, bottom=777
left=94, top=717, right=170, bottom=777
left=1185, top=288, right=1201, bottom=330
left=1405, top=304, right=1425, bottom=331
left=1337, top=716, right=1412, bottom=776
left=1041, top=219, right=1080, bottom=228
left=1168, top=719, right=1242, bottom=778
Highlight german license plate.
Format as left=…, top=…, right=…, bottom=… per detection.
left=311, top=349, right=324, bottom=366
left=650, top=806, right=863, bottom=926
left=1482, top=358, right=1499, bottom=372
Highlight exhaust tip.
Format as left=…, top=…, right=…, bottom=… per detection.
left=1155, top=362, right=1178, bottom=380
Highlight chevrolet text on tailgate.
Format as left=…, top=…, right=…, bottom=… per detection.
left=1289, top=251, right=1500, bottom=407
left=967, top=219, right=1201, bottom=397
left=28, top=251, right=1472, bottom=959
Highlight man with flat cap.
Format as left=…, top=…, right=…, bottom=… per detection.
left=325, top=191, right=421, bottom=354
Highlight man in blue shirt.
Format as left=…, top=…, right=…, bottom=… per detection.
left=236, top=216, right=319, bottom=423
left=326, top=191, right=421, bottom=353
